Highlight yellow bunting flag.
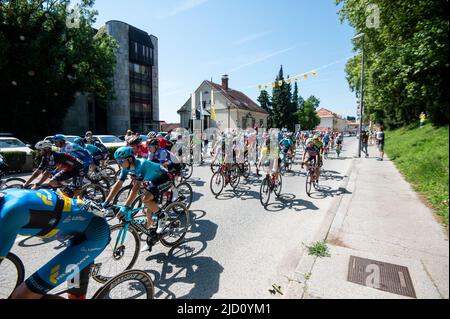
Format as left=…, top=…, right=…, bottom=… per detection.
left=278, top=80, right=283, bottom=87
left=294, top=75, right=299, bottom=82
left=258, top=84, right=262, bottom=91
left=286, top=78, right=291, bottom=85
left=264, top=84, right=268, bottom=90
left=272, top=82, right=276, bottom=88
left=312, top=71, right=318, bottom=77
left=303, top=73, right=308, bottom=80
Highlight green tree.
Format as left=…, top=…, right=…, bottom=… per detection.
left=272, top=66, right=296, bottom=129
left=0, top=0, right=118, bottom=141
left=257, top=89, right=272, bottom=127
left=337, top=0, right=449, bottom=128
left=297, top=95, right=321, bottom=130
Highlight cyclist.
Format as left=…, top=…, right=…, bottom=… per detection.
left=258, top=137, right=281, bottom=182
left=0, top=189, right=110, bottom=299
left=322, top=132, right=331, bottom=156
left=312, top=135, right=324, bottom=178
left=147, top=138, right=181, bottom=175
left=102, top=147, right=172, bottom=252
left=74, top=138, right=103, bottom=172
left=85, top=136, right=109, bottom=168
left=23, top=141, right=85, bottom=198
left=126, top=135, right=148, bottom=159
left=53, top=135, right=93, bottom=179
left=279, top=134, right=293, bottom=166
left=302, top=139, right=321, bottom=183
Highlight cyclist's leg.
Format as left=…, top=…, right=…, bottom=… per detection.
left=12, top=216, right=110, bottom=299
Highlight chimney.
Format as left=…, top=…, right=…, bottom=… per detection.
left=222, top=75, right=229, bottom=91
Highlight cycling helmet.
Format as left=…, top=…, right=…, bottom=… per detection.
left=114, top=147, right=135, bottom=160
left=73, top=137, right=85, bottom=145
left=35, top=141, right=53, bottom=150
left=148, top=138, right=160, bottom=147
left=147, top=131, right=157, bottom=139
left=53, top=134, right=66, bottom=142
left=126, top=135, right=141, bottom=145
left=313, top=135, right=320, bottom=140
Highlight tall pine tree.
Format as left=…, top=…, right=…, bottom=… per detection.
left=257, top=89, right=272, bottom=127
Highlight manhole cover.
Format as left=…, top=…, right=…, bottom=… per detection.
left=347, top=256, right=417, bottom=298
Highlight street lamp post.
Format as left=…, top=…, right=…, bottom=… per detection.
left=354, top=33, right=365, bottom=158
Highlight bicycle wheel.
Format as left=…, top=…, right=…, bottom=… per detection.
left=159, top=202, right=190, bottom=248
left=259, top=177, right=271, bottom=207
left=92, top=224, right=141, bottom=284
left=274, top=174, right=283, bottom=197
left=81, top=184, right=105, bottom=203
left=306, top=171, right=313, bottom=197
left=92, top=270, right=154, bottom=299
left=103, top=166, right=117, bottom=184
left=97, top=177, right=110, bottom=191
left=113, top=185, right=133, bottom=205
left=242, top=161, right=251, bottom=179
left=176, top=182, right=193, bottom=210
left=230, top=165, right=240, bottom=189
left=0, top=253, right=25, bottom=299
left=2, top=178, right=26, bottom=190
left=182, top=164, right=193, bottom=180
left=210, top=163, right=220, bottom=174
left=210, top=172, right=224, bottom=196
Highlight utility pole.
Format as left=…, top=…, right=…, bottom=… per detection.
left=354, top=33, right=365, bottom=158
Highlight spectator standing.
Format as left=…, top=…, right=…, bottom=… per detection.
left=376, top=126, right=385, bottom=161
left=420, top=112, right=427, bottom=128
left=361, top=130, right=369, bottom=158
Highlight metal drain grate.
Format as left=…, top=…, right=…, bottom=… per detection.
left=347, top=256, right=417, bottom=298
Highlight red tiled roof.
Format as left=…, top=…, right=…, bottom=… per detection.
left=161, top=123, right=180, bottom=131
left=207, top=81, right=269, bottom=114
left=317, top=108, right=339, bottom=118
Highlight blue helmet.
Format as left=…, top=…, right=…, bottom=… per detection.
left=114, top=147, right=135, bottom=160
left=73, top=137, right=85, bottom=145
left=53, top=134, right=66, bottom=142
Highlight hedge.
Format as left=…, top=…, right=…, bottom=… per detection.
left=0, top=151, right=33, bottom=173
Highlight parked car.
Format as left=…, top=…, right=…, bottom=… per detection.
left=0, top=137, right=34, bottom=154
left=93, top=135, right=126, bottom=148
left=0, top=137, right=35, bottom=172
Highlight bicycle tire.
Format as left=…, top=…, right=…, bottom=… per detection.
left=259, top=177, right=271, bottom=207
left=210, top=172, right=224, bottom=196
left=230, top=165, right=240, bottom=189
left=92, top=224, right=141, bottom=284
left=81, top=184, right=106, bottom=203
left=159, top=202, right=190, bottom=248
left=113, top=184, right=133, bottom=205
left=92, top=270, right=154, bottom=299
left=2, top=178, right=26, bottom=190
left=176, top=182, right=193, bottom=210
left=0, top=253, right=25, bottom=299
left=274, top=174, right=283, bottom=197
left=306, top=171, right=313, bottom=197
left=182, top=164, right=193, bottom=180
left=242, top=162, right=251, bottom=179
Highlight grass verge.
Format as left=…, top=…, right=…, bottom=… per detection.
left=385, top=124, right=449, bottom=226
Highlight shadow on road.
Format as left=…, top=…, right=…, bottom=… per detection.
left=18, top=236, right=53, bottom=248
left=188, top=178, right=206, bottom=188
left=308, top=186, right=352, bottom=200
left=144, top=210, right=223, bottom=299
left=265, top=193, right=320, bottom=213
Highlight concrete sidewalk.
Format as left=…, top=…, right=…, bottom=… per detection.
left=286, top=145, right=449, bottom=299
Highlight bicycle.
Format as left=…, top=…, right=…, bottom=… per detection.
left=94, top=201, right=190, bottom=283
left=303, top=162, right=319, bottom=197
left=210, top=163, right=240, bottom=196
left=0, top=253, right=154, bottom=299
left=336, top=143, right=343, bottom=158
left=280, top=151, right=293, bottom=176
left=0, top=155, right=26, bottom=190
left=259, top=170, right=282, bottom=207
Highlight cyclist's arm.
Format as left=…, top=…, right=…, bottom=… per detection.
left=35, top=170, right=52, bottom=187
left=105, top=180, right=124, bottom=204
left=24, top=169, right=43, bottom=187
left=125, top=180, right=141, bottom=207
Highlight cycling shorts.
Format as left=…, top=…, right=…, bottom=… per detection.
left=52, top=168, right=85, bottom=190
left=142, top=175, right=172, bottom=201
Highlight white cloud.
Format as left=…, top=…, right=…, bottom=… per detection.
left=229, top=46, right=296, bottom=73
left=233, top=31, right=272, bottom=46
left=159, top=0, right=210, bottom=19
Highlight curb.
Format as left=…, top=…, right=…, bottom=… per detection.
left=284, top=155, right=359, bottom=299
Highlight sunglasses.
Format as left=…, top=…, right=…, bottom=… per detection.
left=116, top=159, right=126, bottom=165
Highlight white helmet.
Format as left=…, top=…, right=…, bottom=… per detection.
left=35, top=141, right=53, bottom=150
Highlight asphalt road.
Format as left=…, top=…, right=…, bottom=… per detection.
left=3, top=137, right=358, bottom=299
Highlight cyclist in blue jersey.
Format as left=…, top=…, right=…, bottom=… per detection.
left=102, top=147, right=172, bottom=251
left=85, top=135, right=110, bottom=167
left=279, top=134, right=293, bottom=163
left=147, top=138, right=182, bottom=174
left=74, top=138, right=103, bottom=171
left=0, top=189, right=110, bottom=299
left=24, top=141, right=85, bottom=198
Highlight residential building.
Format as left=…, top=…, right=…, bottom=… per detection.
left=63, top=21, right=159, bottom=135
left=178, top=75, right=269, bottom=131
left=316, top=108, right=348, bottom=132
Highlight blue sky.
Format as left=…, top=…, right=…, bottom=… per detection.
left=92, top=0, right=359, bottom=123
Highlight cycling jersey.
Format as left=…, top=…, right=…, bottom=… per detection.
left=38, top=152, right=83, bottom=173
left=119, top=158, right=167, bottom=182
left=323, top=135, right=330, bottom=144
left=280, top=138, right=293, bottom=151
left=61, top=143, right=93, bottom=168
left=0, top=189, right=110, bottom=295
left=314, top=140, right=324, bottom=150
left=92, top=141, right=109, bottom=159
left=84, top=144, right=103, bottom=164
left=305, top=145, right=320, bottom=158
